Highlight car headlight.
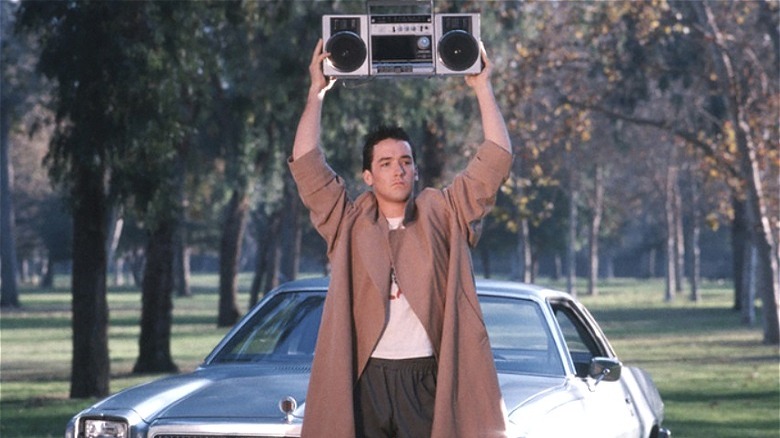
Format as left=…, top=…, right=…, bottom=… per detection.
left=83, top=418, right=128, bottom=438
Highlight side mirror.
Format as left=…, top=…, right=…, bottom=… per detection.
left=589, top=357, right=622, bottom=384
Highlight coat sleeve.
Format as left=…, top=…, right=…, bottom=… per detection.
left=288, top=148, right=351, bottom=254
left=444, top=140, right=513, bottom=247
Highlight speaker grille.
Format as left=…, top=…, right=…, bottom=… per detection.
left=438, top=30, right=478, bottom=72
left=326, top=31, right=367, bottom=73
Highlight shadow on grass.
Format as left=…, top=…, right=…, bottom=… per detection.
left=109, top=313, right=222, bottom=328
left=0, top=315, right=72, bottom=330
left=3, top=310, right=232, bottom=331
left=669, top=418, right=780, bottom=438
left=0, top=397, right=93, bottom=438
left=589, top=306, right=745, bottom=336
left=663, top=388, right=779, bottom=404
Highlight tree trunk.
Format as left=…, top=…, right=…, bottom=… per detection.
left=249, top=240, right=269, bottom=308
left=129, top=248, right=145, bottom=287
left=732, top=197, right=747, bottom=310
left=513, top=218, right=533, bottom=283
left=673, top=169, right=685, bottom=294
left=664, top=165, right=677, bottom=302
left=114, top=256, right=126, bottom=287
left=173, top=159, right=191, bottom=297
left=697, top=1, right=780, bottom=344
left=647, top=247, right=657, bottom=279
left=521, top=219, right=533, bottom=283
left=265, top=209, right=284, bottom=291
left=279, top=178, right=301, bottom=283
left=587, top=164, right=604, bottom=296
left=41, top=253, right=54, bottom=289
left=69, top=169, right=110, bottom=398
left=133, top=220, right=178, bottom=374
left=741, top=244, right=757, bottom=326
left=217, top=189, right=248, bottom=327
left=567, top=186, right=578, bottom=297
left=689, top=176, right=702, bottom=302
left=605, top=253, right=615, bottom=279
left=106, top=208, right=123, bottom=287
left=173, top=237, right=191, bottom=298
left=0, top=107, right=19, bottom=308
left=249, top=207, right=273, bottom=308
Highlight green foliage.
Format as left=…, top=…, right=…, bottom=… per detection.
left=10, top=0, right=779, bottom=352
left=12, top=0, right=777, bottom=276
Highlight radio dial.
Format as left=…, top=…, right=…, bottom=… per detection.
left=417, top=36, right=431, bottom=50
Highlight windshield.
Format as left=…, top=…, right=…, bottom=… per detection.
left=481, top=296, right=565, bottom=376
left=211, top=292, right=325, bottom=363
left=210, top=290, right=565, bottom=377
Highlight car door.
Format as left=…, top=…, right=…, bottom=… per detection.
left=552, top=300, right=642, bottom=438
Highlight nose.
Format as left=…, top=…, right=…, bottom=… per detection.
left=394, top=162, right=406, bottom=176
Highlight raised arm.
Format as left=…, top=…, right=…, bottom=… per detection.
left=292, top=39, right=337, bottom=161
left=465, top=43, right=511, bottom=154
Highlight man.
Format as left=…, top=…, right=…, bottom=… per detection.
left=289, top=38, right=512, bottom=438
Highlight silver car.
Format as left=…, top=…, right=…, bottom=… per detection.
left=66, top=278, right=671, bottom=438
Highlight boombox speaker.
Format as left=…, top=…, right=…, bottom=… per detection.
left=435, top=13, right=481, bottom=75
left=322, top=15, right=369, bottom=77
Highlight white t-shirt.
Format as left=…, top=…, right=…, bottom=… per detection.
left=371, top=217, right=435, bottom=359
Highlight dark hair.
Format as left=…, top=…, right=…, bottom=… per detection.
left=362, top=125, right=415, bottom=171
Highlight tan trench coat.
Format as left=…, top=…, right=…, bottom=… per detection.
left=290, top=140, right=512, bottom=438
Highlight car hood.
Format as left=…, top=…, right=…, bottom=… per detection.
left=498, top=373, right=579, bottom=414
left=91, top=363, right=311, bottom=423
left=90, top=365, right=575, bottom=425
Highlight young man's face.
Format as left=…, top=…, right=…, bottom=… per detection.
left=362, top=138, right=417, bottom=213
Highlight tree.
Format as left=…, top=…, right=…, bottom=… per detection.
left=17, top=0, right=128, bottom=397
left=16, top=0, right=227, bottom=387
left=133, top=219, right=178, bottom=373
left=691, top=1, right=779, bottom=343
left=128, top=1, right=228, bottom=372
left=208, top=1, right=328, bottom=324
left=1, top=0, right=44, bottom=307
left=568, top=0, right=778, bottom=342
left=1, top=94, right=20, bottom=307
left=577, top=0, right=779, bottom=342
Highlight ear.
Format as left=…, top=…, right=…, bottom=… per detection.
left=414, top=168, right=419, bottom=181
left=362, top=169, right=374, bottom=186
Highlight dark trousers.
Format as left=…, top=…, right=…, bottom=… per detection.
left=354, top=356, right=437, bottom=438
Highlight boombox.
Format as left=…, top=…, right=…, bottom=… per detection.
left=322, top=12, right=481, bottom=78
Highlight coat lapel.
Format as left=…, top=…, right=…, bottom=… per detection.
left=353, top=194, right=392, bottom=301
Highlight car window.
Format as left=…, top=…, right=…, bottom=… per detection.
left=211, top=290, right=568, bottom=378
left=212, top=292, right=324, bottom=363
left=556, top=310, right=591, bottom=353
left=480, top=296, right=565, bottom=377
left=553, top=304, right=601, bottom=377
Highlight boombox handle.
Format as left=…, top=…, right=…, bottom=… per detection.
left=366, top=0, right=434, bottom=16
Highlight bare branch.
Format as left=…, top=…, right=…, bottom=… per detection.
left=562, top=97, right=740, bottom=180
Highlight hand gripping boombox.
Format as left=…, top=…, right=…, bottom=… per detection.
left=322, top=8, right=481, bottom=78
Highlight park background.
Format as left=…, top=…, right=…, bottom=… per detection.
left=1, top=0, right=778, bottom=436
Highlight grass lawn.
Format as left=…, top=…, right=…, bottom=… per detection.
left=545, top=278, right=780, bottom=438
left=1, top=275, right=779, bottom=437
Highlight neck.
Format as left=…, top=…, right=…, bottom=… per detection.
left=377, top=200, right=406, bottom=219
